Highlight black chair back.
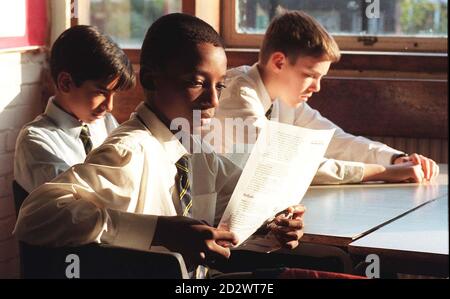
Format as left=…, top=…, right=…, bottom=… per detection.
left=11, top=181, right=189, bottom=278
left=12, top=180, right=28, bottom=217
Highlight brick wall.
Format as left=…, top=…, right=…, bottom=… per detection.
left=0, top=50, right=46, bottom=278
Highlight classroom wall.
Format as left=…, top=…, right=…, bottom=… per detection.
left=309, top=77, right=448, bottom=163
left=0, top=50, right=47, bottom=278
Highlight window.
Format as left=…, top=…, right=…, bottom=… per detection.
left=83, top=0, right=182, bottom=48
left=0, top=0, right=47, bottom=51
left=223, top=0, right=448, bottom=52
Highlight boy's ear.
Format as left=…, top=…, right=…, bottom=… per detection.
left=269, top=52, right=287, bottom=73
left=56, top=72, right=73, bottom=93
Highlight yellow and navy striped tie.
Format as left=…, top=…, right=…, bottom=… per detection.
left=176, top=155, right=209, bottom=278
left=175, top=155, right=192, bottom=217
left=79, top=124, right=93, bottom=155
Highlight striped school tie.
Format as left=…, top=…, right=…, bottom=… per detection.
left=175, top=155, right=207, bottom=278
left=265, top=104, right=274, bottom=120
left=79, top=124, right=93, bottom=154
left=175, top=155, right=193, bottom=217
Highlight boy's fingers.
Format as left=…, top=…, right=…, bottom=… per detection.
left=277, top=230, right=304, bottom=241
left=419, top=156, right=430, bottom=180
left=206, top=241, right=231, bottom=259
left=410, top=164, right=424, bottom=183
left=284, top=240, right=300, bottom=250
left=410, top=153, right=420, bottom=165
left=276, top=205, right=305, bottom=220
left=272, top=226, right=294, bottom=234
left=292, top=205, right=306, bottom=216
left=432, top=163, right=440, bottom=180
left=293, top=210, right=305, bottom=219
left=213, top=230, right=238, bottom=244
left=281, top=205, right=305, bottom=215
left=216, top=240, right=233, bottom=248
left=423, top=157, right=438, bottom=181
left=216, top=238, right=238, bottom=247
left=275, top=218, right=303, bottom=229
left=419, top=167, right=425, bottom=182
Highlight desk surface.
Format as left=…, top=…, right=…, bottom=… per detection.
left=348, top=196, right=448, bottom=276
left=349, top=196, right=448, bottom=256
left=301, top=164, right=448, bottom=246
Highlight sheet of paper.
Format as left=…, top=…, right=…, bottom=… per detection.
left=218, top=121, right=335, bottom=250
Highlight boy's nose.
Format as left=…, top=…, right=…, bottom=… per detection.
left=105, top=94, right=114, bottom=112
left=204, top=88, right=220, bottom=108
left=310, top=79, right=321, bottom=93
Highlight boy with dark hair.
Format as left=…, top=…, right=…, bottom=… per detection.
left=14, top=25, right=136, bottom=193
left=14, top=14, right=304, bottom=276
left=213, top=10, right=438, bottom=184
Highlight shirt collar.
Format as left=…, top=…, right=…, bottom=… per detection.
left=248, top=63, right=273, bottom=113
left=135, top=102, right=188, bottom=164
left=45, top=97, right=84, bottom=139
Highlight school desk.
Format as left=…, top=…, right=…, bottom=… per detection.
left=299, top=164, right=448, bottom=276
left=301, top=164, right=447, bottom=247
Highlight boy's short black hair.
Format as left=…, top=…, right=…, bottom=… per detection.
left=140, top=13, right=223, bottom=91
left=50, top=25, right=135, bottom=90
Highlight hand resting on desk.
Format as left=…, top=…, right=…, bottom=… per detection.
left=393, top=153, right=439, bottom=181
left=362, top=160, right=437, bottom=183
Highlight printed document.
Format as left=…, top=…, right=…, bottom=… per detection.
left=218, top=121, right=334, bottom=251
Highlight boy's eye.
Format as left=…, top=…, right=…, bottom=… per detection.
left=187, top=80, right=204, bottom=88
left=94, top=91, right=106, bottom=96
left=216, top=83, right=227, bottom=91
left=184, top=79, right=226, bottom=92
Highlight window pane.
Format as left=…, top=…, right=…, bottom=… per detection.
left=89, top=0, right=182, bottom=48
left=236, top=0, right=448, bottom=37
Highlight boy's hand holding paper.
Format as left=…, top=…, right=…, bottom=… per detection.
left=267, top=204, right=306, bottom=250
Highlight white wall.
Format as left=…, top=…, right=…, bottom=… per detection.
left=0, top=50, right=46, bottom=278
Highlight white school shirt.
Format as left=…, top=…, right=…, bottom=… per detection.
left=14, top=102, right=241, bottom=250
left=213, top=64, right=403, bottom=184
left=14, top=97, right=119, bottom=193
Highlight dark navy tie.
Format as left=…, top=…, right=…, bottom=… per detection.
left=80, top=124, right=93, bottom=154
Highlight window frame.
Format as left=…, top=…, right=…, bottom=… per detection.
left=72, top=0, right=219, bottom=63
left=221, top=0, right=448, bottom=53
left=69, top=0, right=448, bottom=78
left=71, top=0, right=194, bottom=50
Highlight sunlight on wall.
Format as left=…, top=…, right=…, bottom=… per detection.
left=0, top=52, right=21, bottom=112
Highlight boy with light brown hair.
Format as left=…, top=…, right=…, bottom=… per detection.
left=213, top=10, right=438, bottom=184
